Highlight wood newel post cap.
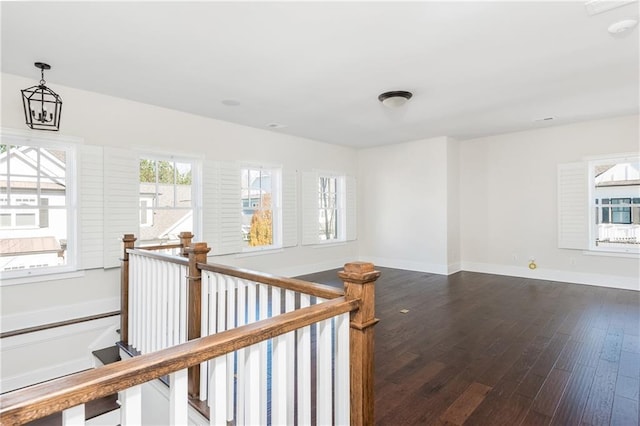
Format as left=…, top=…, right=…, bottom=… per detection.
left=179, top=231, right=194, bottom=240
left=185, top=242, right=211, bottom=256
left=122, top=234, right=137, bottom=244
left=338, top=261, right=380, bottom=284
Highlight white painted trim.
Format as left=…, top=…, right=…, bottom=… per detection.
left=1, top=296, right=119, bottom=333
left=460, top=261, right=640, bottom=292
left=0, top=357, right=93, bottom=393
left=1, top=316, right=119, bottom=349
left=359, top=256, right=449, bottom=275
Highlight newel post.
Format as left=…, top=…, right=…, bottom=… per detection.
left=185, top=242, right=210, bottom=399
left=178, top=231, right=193, bottom=258
left=339, top=261, right=381, bottom=426
left=120, top=234, right=137, bottom=346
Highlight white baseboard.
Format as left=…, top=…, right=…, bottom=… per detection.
left=358, top=256, right=450, bottom=275
left=1, top=296, right=120, bottom=333
left=461, top=261, right=640, bottom=291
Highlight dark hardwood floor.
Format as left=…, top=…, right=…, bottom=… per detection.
left=297, top=267, right=640, bottom=426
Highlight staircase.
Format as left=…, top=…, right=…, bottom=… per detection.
left=24, top=347, right=121, bottom=426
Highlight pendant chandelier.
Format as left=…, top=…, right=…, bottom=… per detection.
left=21, top=62, right=63, bottom=131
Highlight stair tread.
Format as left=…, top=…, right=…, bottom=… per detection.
left=92, top=345, right=121, bottom=365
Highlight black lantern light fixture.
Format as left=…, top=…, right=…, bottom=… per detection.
left=21, top=62, right=63, bottom=131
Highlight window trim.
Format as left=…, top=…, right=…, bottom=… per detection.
left=0, top=129, right=80, bottom=282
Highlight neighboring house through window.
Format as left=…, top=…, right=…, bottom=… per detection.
left=0, top=135, right=77, bottom=277
left=591, top=157, right=640, bottom=253
left=138, top=155, right=200, bottom=245
left=558, top=154, right=639, bottom=255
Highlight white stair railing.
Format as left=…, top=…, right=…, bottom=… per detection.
left=128, top=251, right=189, bottom=354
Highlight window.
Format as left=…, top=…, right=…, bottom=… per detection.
left=319, top=175, right=343, bottom=241
left=590, top=156, right=640, bottom=253
left=0, top=138, right=77, bottom=277
left=302, top=171, right=355, bottom=246
left=240, top=166, right=282, bottom=250
left=138, top=155, right=200, bottom=244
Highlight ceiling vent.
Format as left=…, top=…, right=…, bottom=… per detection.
left=584, top=0, right=637, bottom=16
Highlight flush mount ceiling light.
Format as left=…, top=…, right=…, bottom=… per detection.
left=21, top=62, right=63, bottom=131
left=378, top=90, right=413, bottom=108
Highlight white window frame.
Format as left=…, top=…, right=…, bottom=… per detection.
left=588, top=154, right=640, bottom=255
left=240, top=164, right=283, bottom=252
left=0, top=130, right=79, bottom=281
left=137, top=152, right=202, bottom=245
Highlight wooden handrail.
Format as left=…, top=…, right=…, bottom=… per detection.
left=198, top=262, right=345, bottom=300
left=0, top=297, right=360, bottom=425
left=0, top=311, right=120, bottom=339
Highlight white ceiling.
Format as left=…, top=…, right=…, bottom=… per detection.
left=2, top=1, right=639, bottom=148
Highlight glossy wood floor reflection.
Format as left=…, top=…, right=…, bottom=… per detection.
left=297, top=268, right=640, bottom=426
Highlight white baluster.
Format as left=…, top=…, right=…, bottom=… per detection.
left=62, top=404, right=84, bottom=426
left=285, top=289, right=296, bottom=424
left=225, top=275, right=236, bottom=422
left=160, top=260, right=168, bottom=350
left=128, top=254, right=137, bottom=349
left=170, top=368, right=188, bottom=425
left=236, top=280, right=247, bottom=425
left=217, top=274, right=226, bottom=333
left=271, top=287, right=287, bottom=425
left=297, top=293, right=311, bottom=425
left=168, top=263, right=176, bottom=346
left=316, top=314, right=332, bottom=425
left=200, top=271, right=212, bottom=400
left=245, top=343, right=261, bottom=426
left=335, top=312, right=350, bottom=425
left=179, top=265, right=188, bottom=343
left=151, top=258, right=159, bottom=352
left=209, top=355, right=227, bottom=426
left=120, top=385, right=142, bottom=425
left=258, top=284, right=269, bottom=425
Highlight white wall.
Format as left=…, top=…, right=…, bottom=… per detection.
left=1, top=72, right=360, bottom=389
left=460, top=115, right=640, bottom=290
left=447, top=139, right=461, bottom=273
left=357, top=136, right=454, bottom=274
left=1, top=72, right=360, bottom=283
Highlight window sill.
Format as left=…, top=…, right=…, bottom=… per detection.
left=583, top=250, right=639, bottom=259
left=0, top=269, right=85, bottom=286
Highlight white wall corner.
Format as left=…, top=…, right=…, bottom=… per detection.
left=447, top=262, right=462, bottom=275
